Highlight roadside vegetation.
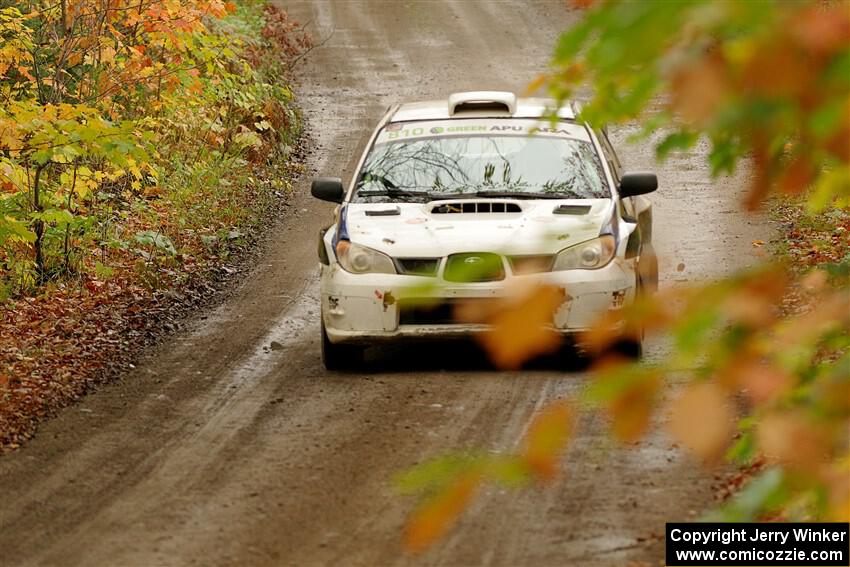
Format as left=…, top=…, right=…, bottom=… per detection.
left=0, top=0, right=310, bottom=450
left=401, top=0, right=849, bottom=551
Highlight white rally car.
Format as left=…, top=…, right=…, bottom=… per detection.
left=312, top=92, right=657, bottom=370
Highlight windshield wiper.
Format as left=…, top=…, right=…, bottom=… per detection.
left=356, top=188, right=437, bottom=202
left=452, top=190, right=582, bottom=200
left=356, top=173, right=438, bottom=201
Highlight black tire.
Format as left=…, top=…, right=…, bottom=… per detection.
left=609, top=336, right=643, bottom=360
left=321, top=321, right=363, bottom=371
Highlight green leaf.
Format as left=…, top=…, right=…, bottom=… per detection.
left=0, top=215, right=36, bottom=244
left=807, top=167, right=850, bottom=212
left=134, top=230, right=176, bottom=255
left=656, top=131, right=699, bottom=161
left=394, top=453, right=483, bottom=496
left=30, top=209, right=74, bottom=225
left=94, top=261, right=115, bottom=280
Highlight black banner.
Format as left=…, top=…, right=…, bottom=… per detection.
left=666, top=522, right=850, bottom=566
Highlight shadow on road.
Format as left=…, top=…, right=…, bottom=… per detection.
left=353, top=339, right=593, bottom=374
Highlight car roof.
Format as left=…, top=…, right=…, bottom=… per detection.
left=388, top=91, right=580, bottom=123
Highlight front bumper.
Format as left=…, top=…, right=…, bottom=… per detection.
left=321, top=259, right=636, bottom=345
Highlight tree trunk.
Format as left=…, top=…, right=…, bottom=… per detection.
left=32, top=164, right=47, bottom=284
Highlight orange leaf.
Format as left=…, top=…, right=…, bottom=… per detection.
left=745, top=135, right=772, bottom=210
left=756, top=411, right=829, bottom=471
left=791, top=4, right=850, bottom=57
left=737, top=363, right=794, bottom=405
left=670, top=53, right=729, bottom=126
left=522, top=400, right=574, bottom=481
left=524, top=73, right=549, bottom=96
left=779, top=155, right=814, bottom=195
left=668, top=382, right=734, bottom=461
left=463, top=284, right=565, bottom=369
left=403, top=472, right=480, bottom=553
left=743, top=39, right=813, bottom=99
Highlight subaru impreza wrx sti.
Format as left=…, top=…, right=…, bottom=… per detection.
left=311, top=91, right=658, bottom=370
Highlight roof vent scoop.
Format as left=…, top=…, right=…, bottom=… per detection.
left=448, top=91, right=517, bottom=116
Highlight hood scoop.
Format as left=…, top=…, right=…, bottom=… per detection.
left=365, top=206, right=401, bottom=216
left=431, top=201, right=522, bottom=214
left=553, top=204, right=592, bottom=215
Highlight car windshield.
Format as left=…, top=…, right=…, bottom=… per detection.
left=353, top=134, right=609, bottom=203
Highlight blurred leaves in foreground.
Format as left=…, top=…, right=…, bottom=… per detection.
left=399, top=401, right=574, bottom=552
left=547, top=0, right=849, bottom=211
left=400, top=0, right=849, bottom=552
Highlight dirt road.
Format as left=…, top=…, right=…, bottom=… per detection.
left=0, top=2, right=769, bottom=566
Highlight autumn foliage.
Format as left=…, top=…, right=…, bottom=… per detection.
left=0, top=0, right=308, bottom=294
left=0, top=0, right=309, bottom=449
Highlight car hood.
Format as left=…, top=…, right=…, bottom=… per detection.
left=341, top=198, right=614, bottom=257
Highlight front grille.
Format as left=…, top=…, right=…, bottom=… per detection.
left=443, top=252, right=505, bottom=282
left=398, top=298, right=491, bottom=325
left=398, top=299, right=457, bottom=325
left=431, top=201, right=522, bottom=214
left=396, top=257, right=440, bottom=277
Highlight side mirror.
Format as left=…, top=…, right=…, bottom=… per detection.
left=618, top=172, right=658, bottom=198
left=311, top=177, right=345, bottom=203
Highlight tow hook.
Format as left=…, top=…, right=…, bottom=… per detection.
left=328, top=296, right=344, bottom=317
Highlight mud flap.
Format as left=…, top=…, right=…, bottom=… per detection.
left=318, top=227, right=330, bottom=265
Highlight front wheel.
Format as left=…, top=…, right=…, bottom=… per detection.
left=321, top=320, right=363, bottom=371
left=608, top=335, right=643, bottom=360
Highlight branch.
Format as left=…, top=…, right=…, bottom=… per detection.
left=286, top=26, right=334, bottom=70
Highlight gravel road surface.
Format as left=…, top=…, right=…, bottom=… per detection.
left=0, top=2, right=768, bottom=566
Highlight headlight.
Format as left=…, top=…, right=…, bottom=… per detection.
left=335, top=240, right=396, bottom=274
left=552, top=235, right=616, bottom=270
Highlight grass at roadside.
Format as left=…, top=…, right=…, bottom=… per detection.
left=0, top=1, right=311, bottom=451
left=772, top=201, right=850, bottom=276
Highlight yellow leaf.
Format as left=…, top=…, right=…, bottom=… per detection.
left=824, top=457, right=850, bottom=521
left=403, top=472, right=480, bottom=553
left=522, top=400, right=574, bottom=481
